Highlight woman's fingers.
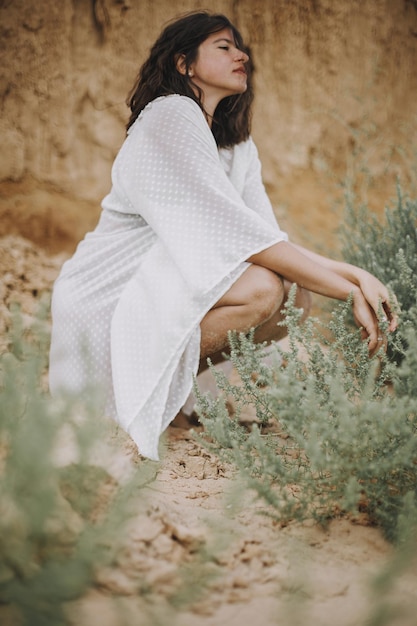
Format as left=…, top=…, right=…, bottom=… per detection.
left=367, top=324, right=380, bottom=354
left=359, top=273, right=399, bottom=333
left=360, top=322, right=386, bottom=356
left=382, top=299, right=399, bottom=332
left=353, top=293, right=384, bottom=354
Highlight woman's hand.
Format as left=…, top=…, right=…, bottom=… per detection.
left=350, top=287, right=380, bottom=354
left=291, top=244, right=400, bottom=337
left=248, top=241, right=399, bottom=354
left=356, top=269, right=399, bottom=332
left=351, top=271, right=399, bottom=355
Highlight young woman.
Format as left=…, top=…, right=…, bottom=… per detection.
left=49, top=11, right=398, bottom=460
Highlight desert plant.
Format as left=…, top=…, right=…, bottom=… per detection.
left=340, top=184, right=417, bottom=362
left=194, top=288, right=417, bottom=542
left=0, top=307, right=158, bottom=626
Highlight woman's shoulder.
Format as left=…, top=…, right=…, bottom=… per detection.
left=128, top=95, right=204, bottom=134
left=147, top=94, right=201, bottom=114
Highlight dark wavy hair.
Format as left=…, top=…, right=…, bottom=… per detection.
left=126, top=11, right=254, bottom=148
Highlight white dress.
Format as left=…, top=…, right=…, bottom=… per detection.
left=49, top=95, right=288, bottom=460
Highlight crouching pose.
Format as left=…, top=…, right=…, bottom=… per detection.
left=49, top=11, right=397, bottom=460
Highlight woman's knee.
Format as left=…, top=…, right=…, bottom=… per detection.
left=245, top=265, right=285, bottom=323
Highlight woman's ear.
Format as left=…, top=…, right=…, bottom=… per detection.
left=175, top=53, right=193, bottom=77
left=175, top=53, right=187, bottom=75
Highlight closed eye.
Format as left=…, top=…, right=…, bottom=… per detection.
left=218, top=46, right=230, bottom=50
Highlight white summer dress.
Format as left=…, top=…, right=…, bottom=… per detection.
left=49, top=94, right=288, bottom=460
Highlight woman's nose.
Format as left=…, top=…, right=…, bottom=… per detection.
left=235, top=48, right=249, bottom=63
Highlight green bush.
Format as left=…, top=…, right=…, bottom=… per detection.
left=340, top=184, right=417, bottom=362
left=194, top=288, right=417, bottom=543
left=0, top=307, right=157, bottom=626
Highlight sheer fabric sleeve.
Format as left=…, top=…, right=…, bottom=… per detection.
left=241, top=138, right=289, bottom=239
left=112, top=95, right=286, bottom=295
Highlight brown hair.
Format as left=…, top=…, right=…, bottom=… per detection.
left=126, top=11, right=254, bottom=148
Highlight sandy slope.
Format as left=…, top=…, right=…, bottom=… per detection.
left=1, top=235, right=416, bottom=626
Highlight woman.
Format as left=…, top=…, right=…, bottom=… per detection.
left=49, top=11, right=397, bottom=460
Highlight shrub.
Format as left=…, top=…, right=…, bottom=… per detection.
left=194, top=288, right=417, bottom=543
left=0, top=307, right=157, bottom=626
left=340, top=184, right=417, bottom=362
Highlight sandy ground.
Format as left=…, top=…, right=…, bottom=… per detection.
left=1, top=234, right=417, bottom=626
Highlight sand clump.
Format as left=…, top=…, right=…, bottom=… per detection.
left=0, top=234, right=66, bottom=346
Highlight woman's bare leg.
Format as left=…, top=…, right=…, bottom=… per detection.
left=252, top=279, right=311, bottom=343
left=173, top=269, right=311, bottom=426
left=198, top=267, right=311, bottom=372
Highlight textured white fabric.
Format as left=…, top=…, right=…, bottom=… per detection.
left=49, top=95, right=288, bottom=460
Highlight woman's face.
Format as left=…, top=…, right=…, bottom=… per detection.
left=188, top=27, right=249, bottom=112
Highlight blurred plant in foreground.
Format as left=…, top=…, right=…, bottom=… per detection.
left=0, top=306, right=157, bottom=626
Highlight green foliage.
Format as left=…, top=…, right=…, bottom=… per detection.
left=365, top=492, right=417, bottom=626
left=340, top=184, right=417, bottom=362
left=0, top=308, right=157, bottom=626
left=195, top=288, right=417, bottom=543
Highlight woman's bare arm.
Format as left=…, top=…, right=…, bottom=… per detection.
left=290, top=243, right=379, bottom=286
left=248, top=240, right=398, bottom=352
left=291, top=243, right=398, bottom=332
left=248, top=241, right=359, bottom=300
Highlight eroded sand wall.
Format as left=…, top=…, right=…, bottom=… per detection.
left=1, top=0, right=416, bottom=251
